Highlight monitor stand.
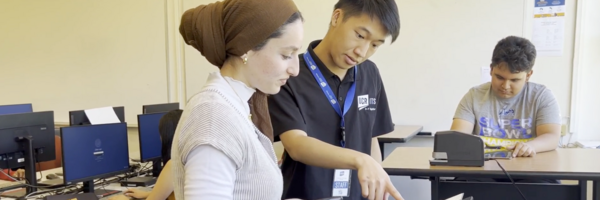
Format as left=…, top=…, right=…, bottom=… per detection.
left=2, top=135, right=42, bottom=198
left=82, top=180, right=120, bottom=198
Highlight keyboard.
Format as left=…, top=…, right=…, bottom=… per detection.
left=0, top=181, right=25, bottom=190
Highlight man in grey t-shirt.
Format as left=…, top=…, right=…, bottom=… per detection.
left=451, top=36, right=562, bottom=158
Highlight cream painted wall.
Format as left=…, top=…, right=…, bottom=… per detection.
left=0, top=0, right=170, bottom=125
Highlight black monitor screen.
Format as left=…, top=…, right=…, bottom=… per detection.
left=0, top=111, right=55, bottom=169
left=60, top=123, right=129, bottom=184
left=142, top=103, right=179, bottom=114
left=137, top=112, right=166, bottom=162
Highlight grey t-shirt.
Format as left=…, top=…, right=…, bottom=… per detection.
left=453, top=82, right=561, bottom=146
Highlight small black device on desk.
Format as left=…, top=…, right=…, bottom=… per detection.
left=429, top=131, right=485, bottom=167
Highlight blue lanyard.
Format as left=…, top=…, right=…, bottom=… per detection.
left=303, top=52, right=357, bottom=148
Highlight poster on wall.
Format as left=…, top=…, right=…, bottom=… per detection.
left=532, top=0, right=566, bottom=57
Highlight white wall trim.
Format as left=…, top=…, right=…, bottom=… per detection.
left=569, top=0, right=586, bottom=141
left=522, top=0, right=532, bottom=37
left=165, top=0, right=187, bottom=108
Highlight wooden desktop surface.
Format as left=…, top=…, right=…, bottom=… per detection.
left=377, top=125, right=423, bottom=142
left=383, top=147, right=600, bottom=180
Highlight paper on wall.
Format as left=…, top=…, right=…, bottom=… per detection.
left=84, top=106, right=120, bottom=125
left=481, top=66, right=491, bottom=83
left=532, top=0, right=566, bottom=57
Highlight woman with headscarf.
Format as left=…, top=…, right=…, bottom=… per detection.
left=171, top=0, right=303, bottom=199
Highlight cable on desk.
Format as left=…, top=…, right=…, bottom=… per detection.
left=494, top=159, right=528, bottom=200
left=35, top=157, right=43, bottom=182
left=23, top=186, right=67, bottom=199
left=100, top=178, right=109, bottom=192
left=0, top=168, right=56, bottom=189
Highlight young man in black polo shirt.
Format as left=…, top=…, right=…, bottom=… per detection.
left=268, top=1, right=402, bottom=200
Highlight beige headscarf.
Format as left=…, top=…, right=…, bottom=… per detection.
left=179, top=0, right=299, bottom=142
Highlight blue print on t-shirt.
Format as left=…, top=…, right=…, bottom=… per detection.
left=479, top=115, right=534, bottom=139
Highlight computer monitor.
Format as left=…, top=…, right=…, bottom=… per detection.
left=68, top=106, right=125, bottom=126
left=137, top=112, right=166, bottom=162
left=137, top=112, right=167, bottom=177
left=60, top=122, right=130, bottom=194
left=142, top=103, right=179, bottom=114
left=0, top=111, right=56, bottom=194
left=0, top=103, right=33, bottom=115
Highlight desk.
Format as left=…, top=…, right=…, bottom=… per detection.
left=383, top=147, right=600, bottom=200
left=377, top=125, right=423, bottom=159
left=0, top=167, right=151, bottom=200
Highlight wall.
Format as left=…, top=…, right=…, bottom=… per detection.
left=0, top=0, right=170, bottom=125
left=571, top=0, right=600, bottom=141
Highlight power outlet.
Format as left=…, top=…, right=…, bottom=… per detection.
left=560, top=124, right=568, bottom=136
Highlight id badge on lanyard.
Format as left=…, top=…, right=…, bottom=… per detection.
left=303, top=52, right=357, bottom=197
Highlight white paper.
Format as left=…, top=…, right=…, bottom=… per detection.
left=84, top=106, right=120, bottom=125
left=446, top=193, right=464, bottom=200
left=532, top=0, right=566, bottom=57
left=481, top=66, right=491, bottom=83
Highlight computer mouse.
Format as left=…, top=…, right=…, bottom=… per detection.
left=46, top=173, right=59, bottom=180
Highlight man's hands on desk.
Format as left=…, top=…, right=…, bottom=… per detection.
left=507, top=142, right=536, bottom=157
left=356, top=155, right=404, bottom=200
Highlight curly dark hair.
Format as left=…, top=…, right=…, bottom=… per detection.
left=490, top=36, right=537, bottom=73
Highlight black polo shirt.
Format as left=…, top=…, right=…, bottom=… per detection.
left=268, top=40, right=395, bottom=200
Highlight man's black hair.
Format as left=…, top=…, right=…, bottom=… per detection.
left=334, top=0, right=401, bottom=43
left=490, top=36, right=537, bottom=73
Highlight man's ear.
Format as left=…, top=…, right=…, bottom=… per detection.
left=526, top=70, right=534, bottom=81
left=331, top=9, right=343, bottom=27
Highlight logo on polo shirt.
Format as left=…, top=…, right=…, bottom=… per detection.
left=357, top=95, right=369, bottom=110
left=358, top=94, right=377, bottom=111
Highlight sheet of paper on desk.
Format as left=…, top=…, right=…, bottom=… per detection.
left=84, top=106, right=120, bottom=125
left=446, top=193, right=464, bottom=200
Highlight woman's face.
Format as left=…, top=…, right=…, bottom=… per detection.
left=245, top=19, right=304, bottom=94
